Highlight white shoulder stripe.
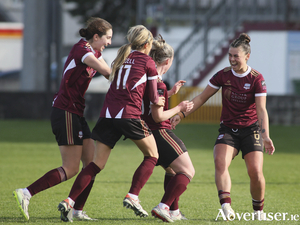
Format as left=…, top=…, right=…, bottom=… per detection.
left=148, top=75, right=158, bottom=80
left=63, top=59, right=76, bottom=76
left=131, top=73, right=147, bottom=90
left=255, top=93, right=267, bottom=97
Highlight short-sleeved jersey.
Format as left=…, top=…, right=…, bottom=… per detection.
left=100, top=51, right=158, bottom=119
left=52, top=38, right=102, bottom=117
left=209, top=66, right=267, bottom=129
left=141, top=76, right=172, bottom=130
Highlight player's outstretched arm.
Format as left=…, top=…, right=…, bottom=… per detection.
left=170, top=85, right=218, bottom=129
left=151, top=100, right=193, bottom=123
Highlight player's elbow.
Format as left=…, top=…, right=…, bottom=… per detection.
left=152, top=115, right=163, bottom=123
left=153, top=118, right=162, bottom=123
left=101, top=69, right=111, bottom=77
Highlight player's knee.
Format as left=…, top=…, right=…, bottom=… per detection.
left=248, top=169, right=264, bottom=181
left=214, top=157, right=227, bottom=172
left=64, top=167, right=80, bottom=179
left=189, top=167, right=195, bottom=179
left=185, top=168, right=195, bottom=180
left=177, top=166, right=195, bottom=180
left=98, top=164, right=106, bottom=170
left=181, top=172, right=193, bottom=181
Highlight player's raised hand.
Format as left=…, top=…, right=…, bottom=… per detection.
left=170, top=80, right=186, bottom=95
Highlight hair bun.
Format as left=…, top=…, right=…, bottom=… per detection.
left=238, top=33, right=251, bottom=43
left=158, top=34, right=165, bottom=44
left=79, top=28, right=87, bottom=37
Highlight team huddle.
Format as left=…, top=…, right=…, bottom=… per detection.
left=13, top=17, right=275, bottom=222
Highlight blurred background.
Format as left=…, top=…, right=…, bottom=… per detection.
left=0, top=0, right=299, bottom=125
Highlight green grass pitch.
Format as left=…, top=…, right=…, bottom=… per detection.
left=0, top=120, right=299, bottom=224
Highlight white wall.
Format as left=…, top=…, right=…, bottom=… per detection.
left=199, top=31, right=288, bottom=95
left=88, top=30, right=295, bottom=95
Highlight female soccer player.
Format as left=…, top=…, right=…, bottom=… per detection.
left=13, top=17, right=113, bottom=221
left=142, top=35, right=195, bottom=222
left=171, top=33, right=275, bottom=221
left=57, top=25, right=165, bottom=222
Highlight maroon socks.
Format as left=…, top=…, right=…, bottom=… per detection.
left=27, top=167, right=67, bottom=196
left=253, top=198, right=264, bottom=211
left=161, top=173, right=190, bottom=206
left=164, top=173, right=179, bottom=210
left=68, top=162, right=100, bottom=201
left=218, top=190, right=231, bottom=205
left=129, top=156, right=157, bottom=195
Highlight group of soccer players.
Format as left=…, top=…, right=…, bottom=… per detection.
left=13, top=17, right=275, bottom=222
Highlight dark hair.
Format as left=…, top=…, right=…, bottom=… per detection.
left=230, top=33, right=251, bottom=54
left=79, top=17, right=112, bottom=40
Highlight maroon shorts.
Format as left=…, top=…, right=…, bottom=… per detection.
left=215, top=121, right=263, bottom=158
left=50, top=107, right=91, bottom=146
left=92, top=117, right=152, bottom=148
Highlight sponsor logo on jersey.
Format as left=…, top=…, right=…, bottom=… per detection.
left=244, top=83, right=251, bottom=90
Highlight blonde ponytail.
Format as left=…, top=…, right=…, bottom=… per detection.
left=110, top=44, right=132, bottom=82
left=109, top=25, right=153, bottom=82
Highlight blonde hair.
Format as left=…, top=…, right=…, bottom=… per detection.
left=149, top=34, right=174, bottom=65
left=110, top=25, right=153, bottom=81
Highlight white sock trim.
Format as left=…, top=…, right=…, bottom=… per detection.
left=23, top=188, right=32, bottom=199
left=128, top=193, right=138, bottom=200
left=67, top=197, right=75, bottom=207
left=170, top=209, right=180, bottom=215
left=221, top=203, right=230, bottom=207
left=159, top=203, right=169, bottom=210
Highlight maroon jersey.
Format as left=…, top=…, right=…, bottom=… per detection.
left=142, top=76, right=172, bottom=130
left=209, top=66, right=267, bottom=129
left=100, top=51, right=159, bottom=119
left=52, top=38, right=102, bottom=117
